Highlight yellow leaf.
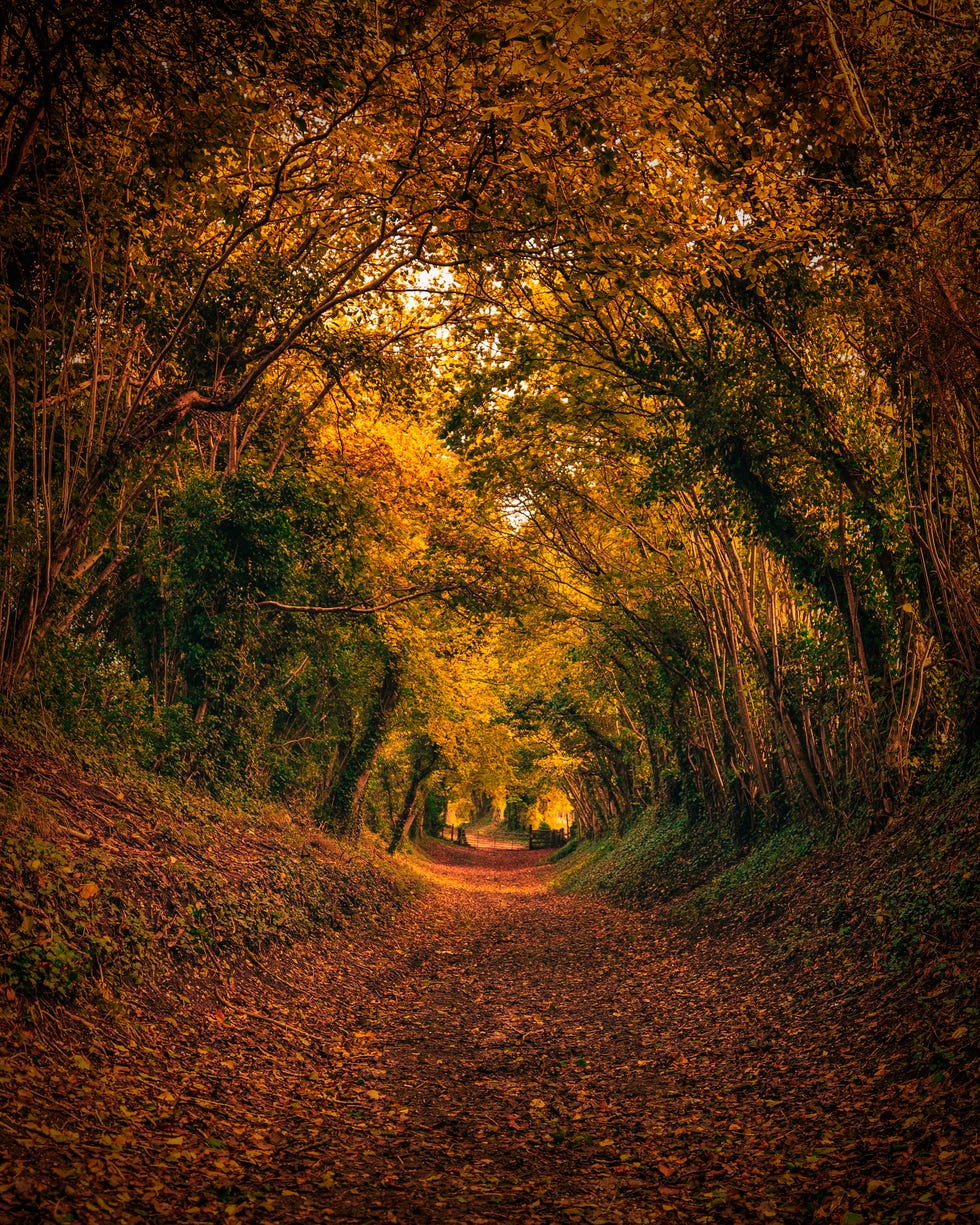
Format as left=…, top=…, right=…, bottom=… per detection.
left=951, top=1025, right=968, bottom=1040
left=530, top=1098, right=546, bottom=1108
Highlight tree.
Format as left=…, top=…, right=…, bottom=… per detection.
left=386, top=736, right=441, bottom=854
left=2, top=0, right=572, bottom=689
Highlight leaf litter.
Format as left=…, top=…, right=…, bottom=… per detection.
left=1, top=835, right=978, bottom=1223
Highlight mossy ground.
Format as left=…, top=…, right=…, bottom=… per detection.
left=0, top=738, right=419, bottom=999
left=556, top=787, right=980, bottom=1086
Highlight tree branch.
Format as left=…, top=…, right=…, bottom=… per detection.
left=257, top=586, right=453, bottom=616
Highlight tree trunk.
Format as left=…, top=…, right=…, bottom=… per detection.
left=314, top=654, right=401, bottom=839
left=387, top=739, right=439, bottom=855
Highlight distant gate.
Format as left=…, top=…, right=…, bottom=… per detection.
left=528, top=828, right=567, bottom=850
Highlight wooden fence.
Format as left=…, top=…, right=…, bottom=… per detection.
left=528, top=828, right=568, bottom=850
left=441, top=826, right=566, bottom=850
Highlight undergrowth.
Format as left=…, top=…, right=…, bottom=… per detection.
left=0, top=740, right=420, bottom=998
left=559, top=789, right=980, bottom=1053
left=557, top=808, right=742, bottom=904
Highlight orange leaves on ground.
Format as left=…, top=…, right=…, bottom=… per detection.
left=1, top=842, right=977, bottom=1222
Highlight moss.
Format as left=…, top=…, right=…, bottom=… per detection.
left=558, top=808, right=730, bottom=904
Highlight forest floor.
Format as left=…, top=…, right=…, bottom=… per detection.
left=1, top=836, right=977, bottom=1224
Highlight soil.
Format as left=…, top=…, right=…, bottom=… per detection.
left=1, top=840, right=977, bottom=1223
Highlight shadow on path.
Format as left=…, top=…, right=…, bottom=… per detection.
left=1, top=838, right=974, bottom=1223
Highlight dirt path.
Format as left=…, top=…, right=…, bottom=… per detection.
left=1, top=842, right=975, bottom=1223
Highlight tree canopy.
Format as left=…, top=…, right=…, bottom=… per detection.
left=2, top=0, right=978, bottom=851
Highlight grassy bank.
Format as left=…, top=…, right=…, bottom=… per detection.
left=0, top=737, right=419, bottom=1000
left=557, top=789, right=980, bottom=1079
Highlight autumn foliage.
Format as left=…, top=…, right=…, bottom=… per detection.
left=0, top=0, right=978, bottom=1220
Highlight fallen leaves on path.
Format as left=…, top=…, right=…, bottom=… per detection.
left=1, top=841, right=978, bottom=1223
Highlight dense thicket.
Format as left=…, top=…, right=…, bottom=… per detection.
left=2, top=0, right=978, bottom=852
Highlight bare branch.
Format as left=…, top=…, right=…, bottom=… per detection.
left=257, top=586, right=453, bottom=616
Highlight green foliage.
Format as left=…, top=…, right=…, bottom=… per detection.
left=421, top=792, right=447, bottom=837
left=547, top=836, right=579, bottom=863
left=1, top=834, right=136, bottom=994
left=560, top=809, right=731, bottom=904
left=669, top=826, right=819, bottom=928
left=18, top=636, right=155, bottom=756
left=121, top=466, right=324, bottom=767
